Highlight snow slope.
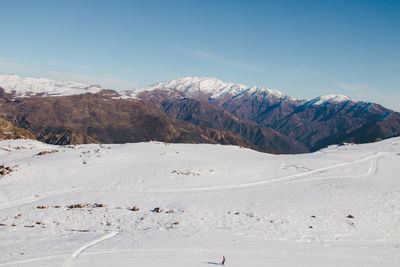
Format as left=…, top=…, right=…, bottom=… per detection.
left=0, top=138, right=399, bottom=266
left=0, top=74, right=103, bottom=97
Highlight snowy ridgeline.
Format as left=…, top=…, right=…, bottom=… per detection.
left=0, top=74, right=355, bottom=106
left=0, top=138, right=399, bottom=266
left=0, top=74, right=103, bottom=97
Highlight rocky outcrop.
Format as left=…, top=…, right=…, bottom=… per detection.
left=0, top=118, right=35, bottom=140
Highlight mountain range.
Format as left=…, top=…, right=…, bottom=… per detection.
left=0, top=74, right=399, bottom=153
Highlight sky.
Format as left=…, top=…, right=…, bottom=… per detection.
left=0, top=0, right=399, bottom=111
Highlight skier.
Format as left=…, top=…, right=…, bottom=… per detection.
left=221, top=256, right=225, bottom=265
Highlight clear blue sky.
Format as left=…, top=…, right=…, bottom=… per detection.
left=1, top=0, right=399, bottom=111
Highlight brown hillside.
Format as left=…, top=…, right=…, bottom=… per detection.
left=0, top=91, right=256, bottom=149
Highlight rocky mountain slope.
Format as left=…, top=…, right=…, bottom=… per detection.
left=0, top=89, right=260, bottom=150
left=1, top=74, right=398, bottom=153
left=131, top=77, right=400, bottom=151
left=0, top=75, right=306, bottom=154
left=160, top=98, right=307, bottom=153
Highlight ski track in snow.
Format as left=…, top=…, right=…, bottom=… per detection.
left=282, top=156, right=379, bottom=185
left=65, top=231, right=119, bottom=266
left=1, top=232, right=123, bottom=267
left=0, top=149, right=388, bottom=212
left=0, top=189, right=79, bottom=211
left=0, top=255, right=69, bottom=266
left=146, top=152, right=383, bottom=193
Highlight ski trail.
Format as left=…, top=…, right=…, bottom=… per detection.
left=0, top=195, right=53, bottom=211
left=70, top=231, right=119, bottom=259
left=0, top=255, right=68, bottom=266
left=65, top=231, right=119, bottom=266
left=0, top=187, right=84, bottom=211
left=367, top=157, right=378, bottom=176
left=282, top=157, right=378, bottom=185
left=146, top=152, right=382, bottom=193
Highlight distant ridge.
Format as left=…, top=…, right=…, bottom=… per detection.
left=0, top=74, right=103, bottom=97
left=128, top=76, right=293, bottom=100
left=131, top=77, right=400, bottom=151
left=0, top=74, right=358, bottom=107
left=0, top=74, right=399, bottom=153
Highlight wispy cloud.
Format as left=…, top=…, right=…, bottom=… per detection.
left=47, top=71, right=138, bottom=90
left=0, top=58, right=138, bottom=90
left=47, top=60, right=93, bottom=70
left=176, top=46, right=258, bottom=71
left=121, top=69, right=134, bottom=73
left=0, top=59, right=44, bottom=77
left=48, top=60, right=65, bottom=65
left=334, top=81, right=400, bottom=111
left=384, top=92, right=400, bottom=112
left=288, top=65, right=327, bottom=81
left=335, top=82, right=369, bottom=91
left=352, top=91, right=400, bottom=112
left=75, top=65, right=93, bottom=70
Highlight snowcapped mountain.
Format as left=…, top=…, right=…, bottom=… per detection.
left=127, top=76, right=363, bottom=108
left=0, top=74, right=103, bottom=97
left=130, top=77, right=348, bottom=106
left=128, top=76, right=294, bottom=100
left=303, top=94, right=354, bottom=106
left=0, top=74, right=398, bottom=152
left=0, top=74, right=357, bottom=107
left=126, top=76, right=399, bottom=152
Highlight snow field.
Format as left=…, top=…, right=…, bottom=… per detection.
left=0, top=138, right=400, bottom=266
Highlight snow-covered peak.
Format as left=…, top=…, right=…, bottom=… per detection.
left=128, top=76, right=293, bottom=100
left=300, top=94, right=355, bottom=106
left=0, top=74, right=103, bottom=97
left=318, top=94, right=353, bottom=103
left=312, top=94, right=354, bottom=105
